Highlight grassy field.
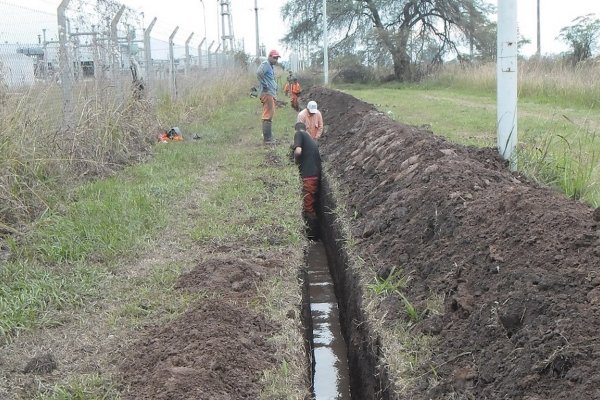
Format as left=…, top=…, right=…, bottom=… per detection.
left=0, top=74, right=309, bottom=399
left=337, top=61, right=600, bottom=206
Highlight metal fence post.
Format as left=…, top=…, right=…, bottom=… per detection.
left=215, top=43, right=221, bottom=68
left=198, top=38, right=206, bottom=69
left=110, top=6, right=125, bottom=95
left=185, top=32, right=194, bottom=75
left=144, top=17, right=157, bottom=90
left=57, top=0, right=73, bottom=129
left=208, top=40, right=215, bottom=69
left=169, top=26, right=180, bottom=100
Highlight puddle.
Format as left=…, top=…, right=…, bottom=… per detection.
left=307, top=241, right=352, bottom=400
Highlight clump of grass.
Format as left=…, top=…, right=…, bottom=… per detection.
left=518, top=118, right=599, bottom=203
left=367, top=267, right=426, bottom=323
left=368, top=265, right=412, bottom=296
left=31, top=373, right=121, bottom=400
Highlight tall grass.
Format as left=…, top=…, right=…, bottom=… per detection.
left=424, top=58, right=600, bottom=110
left=0, top=80, right=157, bottom=235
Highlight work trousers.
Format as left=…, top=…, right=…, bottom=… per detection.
left=302, top=176, right=319, bottom=218
left=260, top=94, right=275, bottom=121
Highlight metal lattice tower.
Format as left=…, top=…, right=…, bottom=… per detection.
left=219, top=0, right=235, bottom=52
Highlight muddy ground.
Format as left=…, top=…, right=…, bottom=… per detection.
left=307, top=86, right=600, bottom=399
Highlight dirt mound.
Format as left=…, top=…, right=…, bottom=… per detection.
left=119, top=255, right=282, bottom=399
left=308, top=86, right=600, bottom=399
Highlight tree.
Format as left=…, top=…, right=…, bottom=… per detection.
left=281, top=0, right=495, bottom=81
left=558, top=14, right=600, bottom=64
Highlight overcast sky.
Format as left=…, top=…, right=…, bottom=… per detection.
left=3, top=0, right=600, bottom=58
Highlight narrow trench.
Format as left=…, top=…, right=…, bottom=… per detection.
left=300, top=176, right=394, bottom=400
left=306, top=241, right=352, bottom=399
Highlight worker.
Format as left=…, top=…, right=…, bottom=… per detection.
left=289, top=77, right=302, bottom=112
left=283, top=70, right=293, bottom=97
left=296, top=100, right=323, bottom=140
left=256, top=49, right=281, bottom=144
left=292, top=121, right=322, bottom=238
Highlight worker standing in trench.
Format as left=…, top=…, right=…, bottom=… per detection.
left=292, top=121, right=322, bottom=239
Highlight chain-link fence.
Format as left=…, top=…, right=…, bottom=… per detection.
left=0, top=0, right=252, bottom=231
left=0, top=0, right=237, bottom=124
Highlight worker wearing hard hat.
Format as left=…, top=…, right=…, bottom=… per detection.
left=256, top=49, right=281, bottom=144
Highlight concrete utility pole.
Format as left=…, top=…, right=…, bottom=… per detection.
left=536, top=0, right=541, bottom=57
left=254, top=0, right=260, bottom=58
left=199, top=0, right=207, bottom=60
left=57, top=0, right=73, bottom=128
left=322, top=0, right=328, bottom=85
left=497, top=0, right=518, bottom=167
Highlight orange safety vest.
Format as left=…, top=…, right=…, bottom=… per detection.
left=290, top=82, right=301, bottom=96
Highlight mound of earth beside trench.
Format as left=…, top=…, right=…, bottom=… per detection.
left=119, top=252, right=304, bottom=399
left=309, top=86, right=600, bottom=399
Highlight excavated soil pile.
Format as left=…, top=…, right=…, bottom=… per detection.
left=308, top=86, right=600, bottom=399
left=119, top=255, right=285, bottom=399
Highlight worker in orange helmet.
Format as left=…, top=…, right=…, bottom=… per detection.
left=256, top=49, right=281, bottom=144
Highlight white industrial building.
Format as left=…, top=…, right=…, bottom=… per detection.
left=0, top=53, right=35, bottom=88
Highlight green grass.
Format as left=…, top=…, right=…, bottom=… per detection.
left=0, top=261, right=101, bottom=341
left=367, top=266, right=412, bottom=296
left=1, top=75, right=308, bottom=398
left=0, top=139, right=211, bottom=343
left=3, top=88, right=299, bottom=335
left=32, top=374, right=121, bottom=400
left=188, top=97, right=303, bottom=246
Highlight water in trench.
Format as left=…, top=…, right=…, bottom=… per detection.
left=307, top=241, right=352, bottom=400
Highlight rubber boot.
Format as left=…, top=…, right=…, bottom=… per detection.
left=305, top=213, right=320, bottom=241
left=262, top=120, right=274, bottom=144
